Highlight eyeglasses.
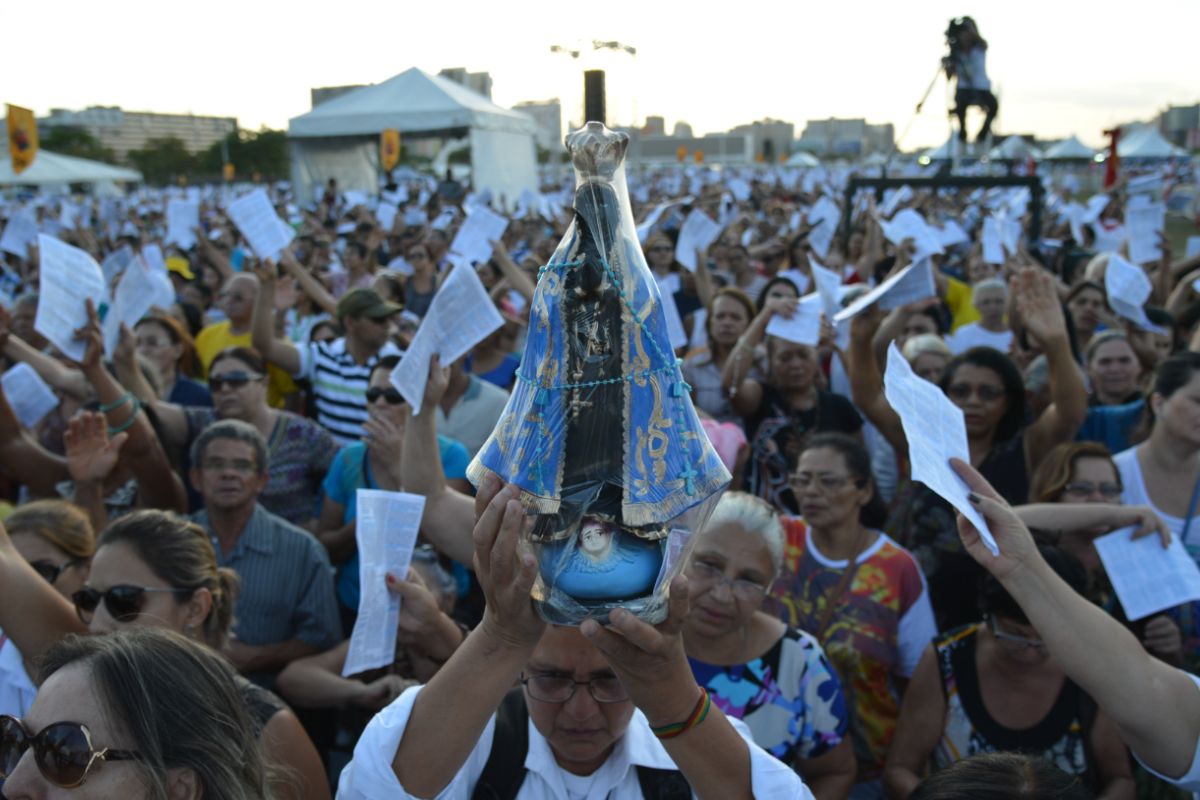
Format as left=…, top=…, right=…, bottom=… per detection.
left=29, top=558, right=83, bottom=585
left=946, top=383, right=1005, bottom=403
left=1061, top=481, right=1122, bottom=500
left=366, top=386, right=405, bottom=405
left=0, top=715, right=140, bottom=788
left=521, top=672, right=628, bottom=704
left=199, top=457, right=259, bottom=474
left=209, top=372, right=262, bottom=392
left=648, top=245, right=673, bottom=253
left=686, top=559, right=769, bottom=601
left=986, top=615, right=1046, bottom=653
left=791, top=473, right=860, bottom=493
left=71, top=585, right=194, bottom=625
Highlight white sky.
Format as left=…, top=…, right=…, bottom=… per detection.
left=6, top=0, right=1198, bottom=150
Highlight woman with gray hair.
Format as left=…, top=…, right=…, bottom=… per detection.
left=683, top=490, right=856, bottom=799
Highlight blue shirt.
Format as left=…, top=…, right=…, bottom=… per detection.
left=323, top=438, right=470, bottom=609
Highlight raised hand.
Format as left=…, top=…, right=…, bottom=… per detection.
left=64, top=411, right=127, bottom=485
left=1012, top=266, right=1067, bottom=347
left=951, top=457, right=1038, bottom=582
left=472, top=473, right=544, bottom=650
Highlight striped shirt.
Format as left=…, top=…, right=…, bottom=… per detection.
left=191, top=504, right=341, bottom=650
left=295, top=337, right=402, bottom=444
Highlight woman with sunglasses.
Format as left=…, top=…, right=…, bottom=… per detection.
left=683, top=491, right=857, bottom=799
left=0, top=507, right=330, bottom=800
left=114, top=339, right=339, bottom=527
left=0, top=501, right=93, bottom=719
left=767, top=433, right=937, bottom=796
left=2, top=627, right=270, bottom=800
left=883, top=547, right=1135, bottom=799
left=317, top=355, right=470, bottom=623
left=848, top=267, right=1088, bottom=631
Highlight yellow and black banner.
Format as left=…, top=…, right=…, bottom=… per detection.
left=380, top=129, right=401, bottom=172
left=7, top=104, right=38, bottom=174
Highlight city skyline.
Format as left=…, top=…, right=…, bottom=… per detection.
left=7, top=0, right=1197, bottom=152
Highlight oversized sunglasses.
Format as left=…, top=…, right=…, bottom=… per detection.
left=71, top=585, right=193, bottom=625
left=0, top=715, right=140, bottom=788
left=366, top=386, right=405, bottom=405
left=28, top=558, right=84, bottom=585
left=209, top=372, right=262, bottom=392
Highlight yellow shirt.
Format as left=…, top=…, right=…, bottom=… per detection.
left=194, top=321, right=297, bottom=408
left=944, top=278, right=980, bottom=332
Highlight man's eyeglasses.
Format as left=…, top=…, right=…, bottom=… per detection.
left=521, top=672, right=628, bottom=704
left=0, top=715, right=140, bottom=788
left=366, top=386, right=405, bottom=405
left=686, top=559, right=769, bottom=601
left=29, top=558, right=84, bottom=585
left=71, top=585, right=194, bottom=625
left=986, top=615, right=1046, bottom=653
left=209, top=372, right=262, bottom=392
left=1061, top=481, right=1122, bottom=500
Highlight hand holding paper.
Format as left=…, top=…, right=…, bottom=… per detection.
left=883, top=344, right=998, bottom=555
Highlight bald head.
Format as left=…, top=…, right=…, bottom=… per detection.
left=220, top=274, right=259, bottom=327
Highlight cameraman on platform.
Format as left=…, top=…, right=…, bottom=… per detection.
left=944, top=16, right=998, bottom=147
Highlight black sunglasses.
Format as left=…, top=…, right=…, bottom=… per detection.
left=71, top=585, right=193, bottom=625
left=29, top=558, right=84, bottom=585
left=210, top=372, right=262, bottom=392
left=0, top=715, right=140, bottom=788
left=366, top=386, right=405, bottom=405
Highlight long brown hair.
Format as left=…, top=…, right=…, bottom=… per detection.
left=137, top=313, right=200, bottom=379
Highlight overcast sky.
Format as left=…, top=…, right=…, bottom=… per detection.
left=7, top=0, right=1197, bottom=150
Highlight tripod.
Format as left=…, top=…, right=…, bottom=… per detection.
left=883, top=60, right=955, bottom=174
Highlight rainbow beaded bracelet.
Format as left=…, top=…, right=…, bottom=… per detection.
left=650, top=688, right=712, bottom=740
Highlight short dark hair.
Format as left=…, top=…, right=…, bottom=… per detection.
left=190, top=419, right=269, bottom=475
left=980, top=545, right=1086, bottom=625
left=1154, top=351, right=1200, bottom=400
left=210, top=346, right=266, bottom=376
left=38, top=628, right=271, bottom=800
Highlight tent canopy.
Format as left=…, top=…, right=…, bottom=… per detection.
left=786, top=151, right=821, bottom=167
left=1118, top=126, right=1189, bottom=159
left=0, top=149, right=142, bottom=187
left=988, top=135, right=1041, bottom=161
left=1043, top=135, right=1094, bottom=160
left=287, top=67, right=538, bottom=205
left=289, top=67, right=536, bottom=138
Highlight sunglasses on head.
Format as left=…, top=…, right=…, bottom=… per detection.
left=366, top=386, right=404, bottom=405
left=29, top=558, right=84, bottom=585
left=209, top=372, right=262, bottom=392
left=71, top=585, right=193, bottom=625
left=0, top=715, right=140, bottom=788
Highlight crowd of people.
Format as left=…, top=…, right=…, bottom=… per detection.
left=0, top=151, right=1199, bottom=799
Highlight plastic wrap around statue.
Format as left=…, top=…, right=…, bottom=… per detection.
left=467, top=122, right=730, bottom=626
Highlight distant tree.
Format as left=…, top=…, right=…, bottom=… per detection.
left=126, top=137, right=196, bottom=185
left=199, top=128, right=288, bottom=181
left=39, top=126, right=117, bottom=163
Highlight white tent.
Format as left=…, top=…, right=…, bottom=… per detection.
left=288, top=67, right=538, bottom=205
left=785, top=151, right=821, bottom=167
left=988, top=135, right=1041, bottom=161
left=0, top=149, right=142, bottom=188
left=1043, top=136, right=1094, bottom=161
left=920, top=136, right=958, bottom=161
left=1118, top=126, right=1188, bottom=160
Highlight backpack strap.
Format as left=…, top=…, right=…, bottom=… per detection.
left=635, top=765, right=692, bottom=800
left=471, top=688, right=530, bottom=800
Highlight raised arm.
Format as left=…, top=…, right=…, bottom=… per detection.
left=489, top=240, right=536, bottom=304
left=722, top=296, right=796, bottom=418
left=280, top=249, right=338, bottom=316
left=77, top=301, right=187, bottom=513
left=111, top=323, right=189, bottom=447
left=392, top=478, right=545, bottom=797
left=846, top=304, right=908, bottom=459
left=0, top=517, right=86, bottom=670
left=400, top=355, right=475, bottom=565
left=1017, top=267, right=1087, bottom=466
left=194, top=227, right=236, bottom=283
left=953, top=458, right=1200, bottom=782
left=0, top=311, right=90, bottom=400
left=0, top=386, right=69, bottom=496
left=251, top=264, right=302, bottom=376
